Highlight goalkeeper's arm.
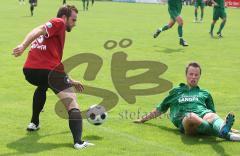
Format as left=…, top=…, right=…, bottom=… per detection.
left=134, top=108, right=162, bottom=123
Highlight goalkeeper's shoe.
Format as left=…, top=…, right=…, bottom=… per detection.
left=27, top=122, right=40, bottom=131
left=153, top=29, right=161, bottom=38
left=220, top=112, right=235, bottom=138
left=179, top=39, right=189, bottom=46
left=193, top=18, right=198, bottom=23
left=228, top=132, right=240, bottom=141
left=217, top=32, right=223, bottom=38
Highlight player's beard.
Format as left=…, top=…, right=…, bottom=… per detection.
left=66, top=25, right=72, bottom=32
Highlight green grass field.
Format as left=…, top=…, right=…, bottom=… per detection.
left=0, top=0, right=240, bottom=155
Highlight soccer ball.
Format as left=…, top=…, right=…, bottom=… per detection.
left=86, top=105, right=108, bottom=126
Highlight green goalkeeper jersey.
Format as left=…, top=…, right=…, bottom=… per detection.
left=156, top=83, right=216, bottom=128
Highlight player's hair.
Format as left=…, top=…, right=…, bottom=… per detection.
left=185, top=62, right=201, bottom=75
left=57, top=5, right=78, bottom=18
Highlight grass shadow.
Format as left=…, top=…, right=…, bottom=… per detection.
left=83, top=135, right=103, bottom=141
left=144, top=122, right=179, bottom=135
left=153, top=46, right=184, bottom=53
left=1, top=131, right=71, bottom=156
left=180, top=134, right=229, bottom=156
left=143, top=122, right=230, bottom=156
left=21, top=15, right=32, bottom=18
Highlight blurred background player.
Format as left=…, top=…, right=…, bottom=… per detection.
left=19, top=0, right=25, bottom=5
left=29, top=0, right=38, bottom=16
left=63, top=0, right=66, bottom=5
left=194, top=0, right=205, bottom=22
left=209, top=0, right=226, bottom=38
left=82, top=0, right=89, bottom=11
left=186, top=0, right=192, bottom=5
left=153, top=0, right=188, bottom=46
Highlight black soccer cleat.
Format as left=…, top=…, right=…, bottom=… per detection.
left=217, top=32, right=223, bottom=38
left=179, top=39, right=189, bottom=46
left=153, top=29, right=161, bottom=38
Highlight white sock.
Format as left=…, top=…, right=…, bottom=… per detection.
left=229, top=132, right=240, bottom=141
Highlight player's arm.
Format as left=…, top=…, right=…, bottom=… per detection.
left=12, top=25, right=47, bottom=57
left=134, top=89, right=174, bottom=124
left=134, top=108, right=162, bottom=123
left=205, top=93, right=216, bottom=113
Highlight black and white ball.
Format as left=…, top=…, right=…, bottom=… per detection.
left=86, top=105, right=107, bottom=126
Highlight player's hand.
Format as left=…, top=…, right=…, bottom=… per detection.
left=133, top=119, right=145, bottom=124
left=69, top=79, right=84, bottom=92
left=12, top=44, right=25, bottom=57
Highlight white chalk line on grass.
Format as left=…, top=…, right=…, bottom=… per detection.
left=97, top=126, right=191, bottom=156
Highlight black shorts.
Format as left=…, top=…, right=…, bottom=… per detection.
left=23, top=68, right=72, bottom=94
left=29, top=0, right=37, bottom=5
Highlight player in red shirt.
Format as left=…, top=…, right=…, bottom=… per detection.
left=13, top=5, right=94, bottom=149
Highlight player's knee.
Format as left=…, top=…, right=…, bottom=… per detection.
left=68, top=108, right=82, bottom=121
left=177, top=21, right=183, bottom=26
left=176, top=17, right=183, bottom=25
left=185, top=113, right=199, bottom=122
left=69, top=92, right=77, bottom=99
left=203, top=113, right=218, bottom=123
left=183, top=121, right=198, bottom=135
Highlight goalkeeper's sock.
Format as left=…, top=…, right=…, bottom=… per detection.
left=217, top=20, right=226, bottom=35
left=178, top=25, right=183, bottom=38
left=161, top=25, right=169, bottom=31
left=197, top=120, right=212, bottom=134
left=195, top=11, right=198, bottom=20
left=212, top=113, right=235, bottom=138
left=210, top=23, right=215, bottom=34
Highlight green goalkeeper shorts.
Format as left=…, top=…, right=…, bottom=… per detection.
left=168, top=1, right=182, bottom=20
left=213, top=8, right=226, bottom=20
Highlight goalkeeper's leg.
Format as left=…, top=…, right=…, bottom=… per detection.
left=182, top=112, right=212, bottom=135
left=153, top=19, right=175, bottom=38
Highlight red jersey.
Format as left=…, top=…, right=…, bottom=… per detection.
left=24, top=18, right=65, bottom=72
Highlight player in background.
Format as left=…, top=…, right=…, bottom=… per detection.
left=153, top=0, right=189, bottom=46
left=209, top=0, right=226, bottom=38
left=82, top=0, right=89, bottom=11
left=29, top=0, right=38, bottom=16
left=194, top=0, right=205, bottom=22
